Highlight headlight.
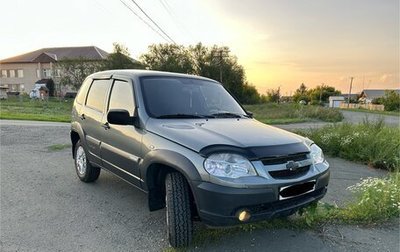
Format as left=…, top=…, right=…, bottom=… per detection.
left=204, top=153, right=257, bottom=178
left=310, top=144, right=324, bottom=164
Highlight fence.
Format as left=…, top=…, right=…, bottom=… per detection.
left=339, top=103, right=385, bottom=111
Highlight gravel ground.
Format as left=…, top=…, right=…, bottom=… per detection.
left=0, top=120, right=398, bottom=251
left=341, top=110, right=399, bottom=127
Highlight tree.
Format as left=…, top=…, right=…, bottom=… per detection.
left=241, top=83, right=263, bottom=104
left=265, top=88, right=281, bottom=103
left=308, top=85, right=341, bottom=104
left=140, top=43, right=264, bottom=104
left=140, top=44, right=194, bottom=73
left=382, top=90, right=400, bottom=111
left=57, top=57, right=103, bottom=90
left=103, top=43, right=144, bottom=70
left=293, top=83, right=309, bottom=103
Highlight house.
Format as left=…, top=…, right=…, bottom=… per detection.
left=0, top=46, right=108, bottom=94
left=359, top=89, right=400, bottom=103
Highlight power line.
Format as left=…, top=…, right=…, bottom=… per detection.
left=158, top=0, right=195, bottom=42
left=119, top=0, right=171, bottom=43
left=129, top=0, right=177, bottom=44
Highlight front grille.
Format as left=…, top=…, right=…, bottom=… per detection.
left=261, top=153, right=308, bottom=166
left=269, top=165, right=310, bottom=179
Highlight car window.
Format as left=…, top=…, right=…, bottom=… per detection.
left=75, top=78, right=92, bottom=104
left=140, top=77, right=246, bottom=118
left=86, top=79, right=110, bottom=111
left=108, top=80, right=135, bottom=116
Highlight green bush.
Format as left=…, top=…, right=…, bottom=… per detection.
left=299, top=120, right=400, bottom=170
left=382, top=90, right=400, bottom=111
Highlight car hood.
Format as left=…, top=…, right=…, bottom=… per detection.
left=146, top=118, right=309, bottom=154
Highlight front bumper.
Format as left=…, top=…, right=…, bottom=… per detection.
left=192, top=169, right=330, bottom=226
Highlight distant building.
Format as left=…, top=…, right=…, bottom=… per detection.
left=329, top=96, right=345, bottom=108
left=0, top=46, right=108, bottom=94
left=359, top=89, right=400, bottom=103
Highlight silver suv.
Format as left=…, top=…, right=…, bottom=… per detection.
left=70, top=70, right=330, bottom=248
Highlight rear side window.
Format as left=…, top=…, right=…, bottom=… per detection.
left=108, top=80, right=135, bottom=116
left=86, top=79, right=110, bottom=111
left=75, top=78, right=92, bottom=104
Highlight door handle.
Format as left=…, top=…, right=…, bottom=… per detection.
left=79, top=114, right=85, bottom=120
left=102, top=122, right=110, bottom=130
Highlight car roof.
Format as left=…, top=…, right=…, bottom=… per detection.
left=88, top=69, right=219, bottom=83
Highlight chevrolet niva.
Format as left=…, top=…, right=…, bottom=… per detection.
left=70, top=70, right=329, bottom=248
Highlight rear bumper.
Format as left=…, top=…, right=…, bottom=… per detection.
left=192, top=169, right=330, bottom=226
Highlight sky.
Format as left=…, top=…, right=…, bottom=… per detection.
left=0, top=0, right=398, bottom=95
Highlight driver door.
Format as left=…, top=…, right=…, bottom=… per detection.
left=100, top=78, right=143, bottom=187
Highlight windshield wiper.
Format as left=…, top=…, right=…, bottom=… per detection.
left=210, top=112, right=244, bottom=118
left=156, top=114, right=214, bottom=119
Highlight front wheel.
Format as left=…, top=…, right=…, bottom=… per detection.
left=165, top=172, right=193, bottom=248
left=74, top=140, right=100, bottom=182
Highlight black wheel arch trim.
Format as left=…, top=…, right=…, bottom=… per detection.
left=140, top=149, right=202, bottom=191
left=70, top=122, right=87, bottom=158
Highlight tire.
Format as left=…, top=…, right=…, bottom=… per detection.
left=74, top=140, right=100, bottom=182
left=165, top=172, right=193, bottom=248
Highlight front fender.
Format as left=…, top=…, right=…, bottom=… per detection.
left=140, top=149, right=202, bottom=191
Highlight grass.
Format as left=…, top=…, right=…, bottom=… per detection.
left=244, top=103, right=343, bottom=124
left=340, top=107, right=400, bottom=117
left=298, top=119, right=400, bottom=171
left=47, top=143, right=72, bottom=151
left=0, top=96, right=73, bottom=122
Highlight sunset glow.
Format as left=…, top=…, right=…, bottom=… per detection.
left=0, top=0, right=398, bottom=94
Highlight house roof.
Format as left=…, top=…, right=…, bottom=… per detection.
left=361, top=89, right=400, bottom=99
left=341, top=93, right=359, bottom=99
left=0, top=46, right=108, bottom=64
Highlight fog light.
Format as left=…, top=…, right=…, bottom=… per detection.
left=237, top=210, right=251, bottom=222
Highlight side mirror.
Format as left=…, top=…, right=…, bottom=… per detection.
left=107, top=109, right=132, bottom=125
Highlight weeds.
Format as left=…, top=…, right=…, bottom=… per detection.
left=298, top=119, right=400, bottom=171
left=342, top=173, right=400, bottom=222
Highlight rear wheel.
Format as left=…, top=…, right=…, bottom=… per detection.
left=165, top=172, right=193, bottom=248
left=74, top=140, right=100, bottom=182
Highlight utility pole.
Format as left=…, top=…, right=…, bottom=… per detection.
left=212, top=48, right=229, bottom=83
left=347, top=77, right=354, bottom=108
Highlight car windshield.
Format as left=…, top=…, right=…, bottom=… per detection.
left=140, top=76, right=247, bottom=119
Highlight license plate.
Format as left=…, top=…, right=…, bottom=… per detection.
left=279, top=180, right=316, bottom=200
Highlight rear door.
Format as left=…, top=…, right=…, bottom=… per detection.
left=100, top=78, right=143, bottom=187
left=80, top=79, right=112, bottom=165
